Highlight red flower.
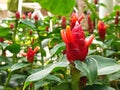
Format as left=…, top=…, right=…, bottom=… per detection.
left=22, top=14, right=26, bottom=19
left=98, top=21, right=107, bottom=41
left=21, top=46, right=39, bottom=63
left=29, top=30, right=33, bottom=35
left=61, top=16, right=66, bottom=29
left=88, top=15, right=94, bottom=34
left=10, top=23, right=14, bottom=29
left=34, top=15, right=39, bottom=22
left=61, top=23, right=94, bottom=63
left=46, top=26, right=49, bottom=32
left=28, top=12, right=32, bottom=18
left=0, top=38, right=4, bottom=43
left=15, top=11, right=20, bottom=19
left=70, top=12, right=84, bottom=29
left=94, top=0, right=98, bottom=4
left=115, top=11, right=119, bottom=25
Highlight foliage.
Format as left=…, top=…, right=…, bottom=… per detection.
left=0, top=0, right=120, bottom=90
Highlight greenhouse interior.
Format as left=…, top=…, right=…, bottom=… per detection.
left=0, top=0, right=120, bottom=90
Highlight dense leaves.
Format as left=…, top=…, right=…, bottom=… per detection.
left=35, top=0, right=76, bottom=16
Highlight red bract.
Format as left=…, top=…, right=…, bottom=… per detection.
left=94, top=0, right=98, bottom=4
left=34, top=15, right=39, bottom=22
left=15, top=11, right=20, bottom=19
left=46, top=26, right=49, bottom=32
left=28, top=12, right=32, bottom=18
left=115, top=11, right=119, bottom=25
left=61, top=23, right=94, bottom=63
left=61, top=16, right=66, bottom=29
left=10, top=23, right=14, bottom=29
left=88, top=15, right=94, bottom=34
left=70, top=12, right=84, bottom=29
left=22, top=14, right=26, bottom=19
left=0, top=38, right=4, bottom=43
left=21, top=46, right=39, bottom=63
left=98, top=21, right=107, bottom=41
left=29, top=30, right=33, bottom=35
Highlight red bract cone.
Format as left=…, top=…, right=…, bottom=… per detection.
left=98, top=21, right=107, bottom=41
left=15, top=11, right=20, bottom=19
left=70, top=12, right=84, bottom=29
left=88, top=15, right=94, bottom=34
left=10, top=23, right=14, bottom=29
left=28, top=12, right=32, bottom=18
left=0, top=38, right=4, bottom=43
left=34, top=15, right=39, bottom=22
left=21, top=46, right=39, bottom=63
left=61, top=23, right=94, bottom=63
left=94, top=0, right=98, bottom=4
left=115, top=11, right=119, bottom=25
left=70, top=12, right=78, bottom=29
left=61, top=16, right=66, bottom=29
left=22, top=14, right=26, bottom=19
left=29, top=30, right=33, bottom=35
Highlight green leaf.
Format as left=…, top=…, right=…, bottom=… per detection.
left=113, top=5, right=120, bottom=11
left=35, top=0, right=76, bottom=16
left=0, top=56, right=10, bottom=63
left=46, top=75, right=62, bottom=82
left=75, top=58, right=98, bottom=85
left=0, top=28, right=10, bottom=37
left=87, top=55, right=120, bottom=75
left=11, top=62, right=30, bottom=72
left=50, top=42, right=65, bottom=56
left=51, top=82, right=71, bottom=90
left=20, top=20, right=36, bottom=29
left=0, top=64, right=12, bottom=70
left=5, top=43, right=20, bottom=54
left=109, top=70, right=120, bottom=81
left=84, top=84, right=115, bottom=90
left=23, top=61, right=69, bottom=90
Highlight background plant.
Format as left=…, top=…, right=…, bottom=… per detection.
left=0, top=0, right=120, bottom=90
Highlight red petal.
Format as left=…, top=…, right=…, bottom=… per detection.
left=85, top=34, right=94, bottom=47
left=66, top=26, right=74, bottom=43
left=61, top=30, right=68, bottom=43
left=78, top=13, right=84, bottom=23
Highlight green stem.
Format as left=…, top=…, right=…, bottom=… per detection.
left=84, top=0, right=99, bottom=19
left=71, top=64, right=83, bottom=90
left=35, top=22, right=44, bottom=69
left=4, top=72, right=12, bottom=90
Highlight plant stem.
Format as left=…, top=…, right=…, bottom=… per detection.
left=35, top=22, right=44, bottom=69
left=71, top=64, right=83, bottom=90
left=4, top=72, right=12, bottom=90
left=84, top=0, right=99, bottom=19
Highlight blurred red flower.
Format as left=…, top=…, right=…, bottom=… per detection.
left=61, top=23, right=94, bottom=63
left=98, top=21, right=107, bottom=41
left=15, top=11, right=20, bottom=19
left=70, top=12, right=84, bottom=29
left=61, top=16, right=66, bottom=29
left=21, top=46, right=39, bottom=63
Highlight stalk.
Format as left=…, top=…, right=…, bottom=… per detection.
left=84, top=0, right=99, bottom=19
left=35, top=22, right=44, bottom=69
left=71, top=64, right=83, bottom=90
left=4, top=72, right=12, bottom=90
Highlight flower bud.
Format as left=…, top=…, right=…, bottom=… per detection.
left=28, top=12, right=32, bottom=18
left=15, top=11, right=20, bottom=19
left=10, top=23, right=14, bottom=29
left=34, top=15, right=39, bottom=22
left=61, top=16, right=66, bottom=29
left=98, top=21, right=107, bottom=41
left=22, top=14, right=26, bottom=19
left=0, top=38, right=4, bottom=43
